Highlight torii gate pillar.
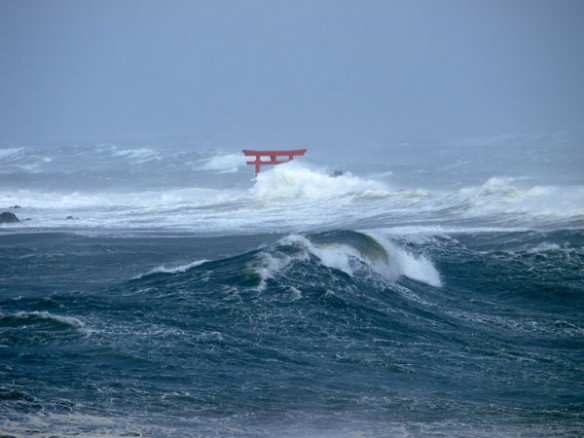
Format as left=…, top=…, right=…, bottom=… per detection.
left=242, top=149, right=307, bottom=175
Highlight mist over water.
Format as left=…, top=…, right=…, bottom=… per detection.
left=1, top=140, right=582, bottom=234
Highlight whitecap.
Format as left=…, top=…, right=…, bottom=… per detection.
left=197, top=153, right=246, bottom=173
left=251, top=161, right=390, bottom=201
left=135, top=259, right=208, bottom=278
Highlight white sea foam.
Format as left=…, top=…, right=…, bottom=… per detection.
left=365, top=232, right=442, bottom=287
left=288, top=286, right=303, bottom=301
left=459, top=177, right=584, bottom=218
left=197, top=153, right=245, bottom=173
left=138, top=259, right=208, bottom=277
left=0, top=186, right=224, bottom=209
left=111, top=146, right=161, bottom=163
left=302, top=236, right=361, bottom=275
left=279, top=233, right=442, bottom=288
left=9, top=311, right=85, bottom=327
left=1, top=147, right=582, bottom=234
left=247, top=233, right=374, bottom=290
left=394, top=250, right=442, bottom=287
left=0, top=412, right=145, bottom=438
left=251, top=241, right=311, bottom=290
left=311, top=243, right=363, bottom=276
left=527, top=242, right=562, bottom=253
left=95, top=143, right=160, bottom=160
left=0, top=311, right=90, bottom=335
left=0, top=147, right=25, bottom=160
left=252, top=161, right=390, bottom=201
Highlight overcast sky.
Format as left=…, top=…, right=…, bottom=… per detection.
left=1, top=0, right=583, bottom=151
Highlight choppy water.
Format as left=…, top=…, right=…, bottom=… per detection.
left=1, top=145, right=583, bottom=437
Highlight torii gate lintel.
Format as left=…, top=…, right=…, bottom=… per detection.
left=242, top=149, right=307, bottom=175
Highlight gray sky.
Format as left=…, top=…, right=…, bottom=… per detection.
left=1, top=0, right=583, bottom=150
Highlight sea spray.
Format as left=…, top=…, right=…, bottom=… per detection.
left=252, top=161, right=390, bottom=200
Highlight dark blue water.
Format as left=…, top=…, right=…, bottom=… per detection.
left=1, top=228, right=583, bottom=437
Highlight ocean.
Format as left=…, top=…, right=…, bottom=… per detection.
left=1, top=143, right=583, bottom=437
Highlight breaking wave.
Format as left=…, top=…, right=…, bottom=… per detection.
left=1, top=145, right=583, bottom=233
left=0, top=311, right=89, bottom=345
left=252, top=161, right=390, bottom=200
left=135, top=230, right=442, bottom=289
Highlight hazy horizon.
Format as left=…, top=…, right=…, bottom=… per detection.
left=1, top=0, right=583, bottom=158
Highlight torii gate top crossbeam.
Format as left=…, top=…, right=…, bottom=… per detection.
left=242, top=149, right=307, bottom=175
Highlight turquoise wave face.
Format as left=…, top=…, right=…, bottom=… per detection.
left=308, top=230, right=391, bottom=265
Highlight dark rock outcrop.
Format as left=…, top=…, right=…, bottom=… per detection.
left=0, top=211, right=20, bottom=223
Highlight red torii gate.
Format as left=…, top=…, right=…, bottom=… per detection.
left=242, top=149, right=307, bottom=175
